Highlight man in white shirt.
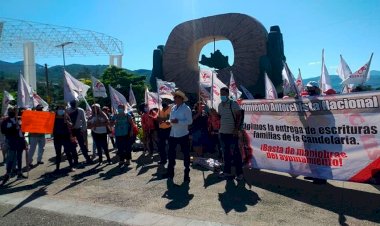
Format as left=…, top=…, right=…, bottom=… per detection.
left=67, top=100, right=93, bottom=164
left=168, top=91, right=192, bottom=183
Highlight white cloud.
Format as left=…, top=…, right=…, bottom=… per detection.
left=308, top=61, right=321, bottom=66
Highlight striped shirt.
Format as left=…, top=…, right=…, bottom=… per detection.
left=218, top=100, right=241, bottom=134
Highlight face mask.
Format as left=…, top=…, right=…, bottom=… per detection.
left=118, top=109, right=124, bottom=114
left=57, top=110, right=65, bottom=116
left=221, top=96, right=228, bottom=102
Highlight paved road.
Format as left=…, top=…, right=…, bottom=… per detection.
left=0, top=137, right=379, bottom=225
left=0, top=202, right=126, bottom=226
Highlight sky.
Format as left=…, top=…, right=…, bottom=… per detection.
left=0, top=0, right=379, bottom=78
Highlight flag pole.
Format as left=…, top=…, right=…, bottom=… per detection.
left=156, top=79, right=160, bottom=110
left=198, top=66, right=201, bottom=102
left=211, top=69, right=214, bottom=109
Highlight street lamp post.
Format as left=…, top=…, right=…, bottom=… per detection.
left=55, top=41, right=73, bottom=68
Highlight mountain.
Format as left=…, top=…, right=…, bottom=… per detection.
left=303, top=70, right=380, bottom=91
left=0, top=61, right=152, bottom=83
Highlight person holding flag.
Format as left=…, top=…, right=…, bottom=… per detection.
left=157, top=101, right=171, bottom=165
left=110, top=104, right=134, bottom=168
left=67, top=100, right=93, bottom=165
left=1, top=107, right=28, bottom=185
left=88, top=104, right=112, bottom=165
left=53, top=102, right=78, bottom=173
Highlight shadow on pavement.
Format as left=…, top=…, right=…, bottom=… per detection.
left=2, top=186, right=48, bottom=217
left=244, top=168, right=380, bottom=224
left=147, top=165, right=168, bottom=183
left=162, top=180, right=194, bottom=210
left=202, top=172, right=224, bottom=188
left=218, top=179, right=260, bottom=214
left=98, top=165, right=131, bottom=181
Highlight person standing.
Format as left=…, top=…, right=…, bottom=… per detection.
left=140, top=105, right=156, bottom=155
left=111, top=104, right=133, bottom=168
left=53, top=104, right=77, bottom=173
left=28, top=104, right=46, bottom=168
left=102, top=106, right=116, bottom=149
left=167, top=91, right=192, bottom=183
left=1, top=107, right=28, bottom=185
left=88, top=104, right=112, bottom=165
left=157, top=102, right=171, bottom=165
left=207, top=108, right=221, bottom=158
left=218, top=87, right=244, bottom=180
left=191, top=102, right=208, bottom=157
left=67, top=100, right=93, bottom=164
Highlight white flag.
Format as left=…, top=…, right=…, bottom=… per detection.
left=17, top=73, right=34, bottom=108
left=265, top=73, right=278, bottom=99
left=157, top=79, right=176, bottom=100
left=144, top=87, right=149, bottom=105
left=229, top=71, right=242, bottom=100
left=341, top=53, right=373, bottom=86
left=2, top=90, right=14, bottom=116
left=337, top=55, right=352, bottom=81
left=295, top=68, right=304, bottom=94
left=91, top=76, right=107, bottom=98
left=199, top=68, right=213, bottom=87
left=320, top=49, right=333, bottom=93
left=240, top=85, right=254, bottom=99
left=31, top=91, right=49, bottom=111
left=147, top=92, right=161, bottom=110
left=64, top=70, right=90, bottom=102
left=212, top=73, right=227, bottom=110
left=129, top=84, right=137, bottom=107
left=109, top=85, right=131, bottom=113
left=199, top=84, right=211, bottom=101
left=282, top=62, right=299, bottom=96
left=199, top=84, right=212, bottom=108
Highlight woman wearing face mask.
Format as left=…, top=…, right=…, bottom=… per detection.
left=88, top=104, right=112, bottom=165
left=110, top=104, right=133, bottom=168
left=1, top=107, right=28, bottom=185
left=52, top=104, right=78, bottom=173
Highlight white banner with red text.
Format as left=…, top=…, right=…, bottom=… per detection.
left=240, top=91, right=380, bottom=183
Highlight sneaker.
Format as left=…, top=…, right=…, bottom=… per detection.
left=29, top=164, right=34, bottom=169
left=70, top=167, right=76, bottom=172
left=37, top=161, right=44, bottom=165
left=236, top=174, right=244, bottom=181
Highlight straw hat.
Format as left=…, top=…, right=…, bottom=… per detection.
left=172, top=90, right=188, bottom=102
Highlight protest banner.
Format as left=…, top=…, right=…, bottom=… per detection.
left=21, top=110, right=56, bottom=134
left=240, top=91, right=380, bottom=183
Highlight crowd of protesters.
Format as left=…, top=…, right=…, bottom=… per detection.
left=2, top=84, right=374, bottom=186
left=0, top=87, right=246, bottom=186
